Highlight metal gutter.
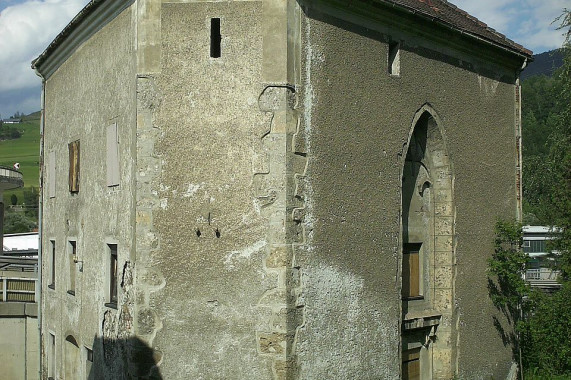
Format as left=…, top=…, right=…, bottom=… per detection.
left=31, top=0, right=134, bottom=79
left=379, top=0, right=532, bottom=59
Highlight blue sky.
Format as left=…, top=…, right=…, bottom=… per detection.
left=0, top=0, right=568, bottom=119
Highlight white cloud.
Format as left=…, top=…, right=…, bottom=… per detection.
left=0, top=0, right=87, bottom=92
left=449, top=0, right=567, bottom=53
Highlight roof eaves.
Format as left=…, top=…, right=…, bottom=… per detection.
left=380, top=0, right=532, bottom=58
left=32, top=0, right=133, bottom=78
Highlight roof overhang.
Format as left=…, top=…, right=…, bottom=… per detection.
left=32, top=0, right=134, bottom=80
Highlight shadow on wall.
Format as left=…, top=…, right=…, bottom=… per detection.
left=87, top=335, right=162, bottom=379
left=487, top=277, right=519, bottom=361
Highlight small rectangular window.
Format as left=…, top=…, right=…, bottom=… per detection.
left=85, top=346, right=93, bottom=379
left=210, top=18, right=221, bottom=58
left=48, top=151, right=56, bottom=198
left=389, top=41, right=400, bottom=76
left=402, top=243, right=421, bottom=299
left=48, top=333, right=56, bottom=380
left=107, top=244, right=118, bottom=307
left=68, top=140, right=80, bottom=193
left=49, top=240, right=56, bottom=289
left=68, top=240, right=76, bottom=295
left=106, top=123, right=120, bottom=187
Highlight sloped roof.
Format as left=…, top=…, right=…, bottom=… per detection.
left=33, top=0, right=531, bottom=76
left=384, top=0, right=532, bottom=56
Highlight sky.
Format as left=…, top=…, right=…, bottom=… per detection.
left=0, top=0, right=568, bottom=119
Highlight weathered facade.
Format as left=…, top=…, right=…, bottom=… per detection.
left=33, top=0, right=531, bottom=378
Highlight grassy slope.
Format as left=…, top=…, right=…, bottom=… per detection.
left=0, top=111, right=40, bottom=204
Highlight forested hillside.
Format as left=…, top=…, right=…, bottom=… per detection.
left=521, top=52, right=568, bottom=225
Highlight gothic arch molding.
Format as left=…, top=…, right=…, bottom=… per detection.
left=400, top=104, right=457, bottom=379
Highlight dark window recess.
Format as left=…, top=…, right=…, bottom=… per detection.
left=388, top=41, right=400, bottom=76
left=210, top=18, right=221, bottom=58
left=109, top=244, right=118, bottom=305
left=49, top=240, right=56, bottom=288
left=86, top=347, right=93, bottom=362
left=68, top=240, right=76, bottom=295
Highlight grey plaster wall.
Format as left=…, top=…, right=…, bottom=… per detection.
left=38, top=0, right=525, bottom=378
left=296, top=4, right=518, bottom=379
left=40, top=7, right=136, bottom=379
left=147, top=2, right=276, bottom=378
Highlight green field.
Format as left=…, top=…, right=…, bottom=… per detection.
left=0, top=112, right=41, bottom=205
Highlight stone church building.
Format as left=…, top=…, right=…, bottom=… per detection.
left=32, top=0, right=531, bottom=378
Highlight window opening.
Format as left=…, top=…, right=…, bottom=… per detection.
left=389, top=41, right=400, bottom=76
left=402, top=243, right=422, bottom=299
left=210, top=18, right=221, bottom=58
left=48, top=333, right=56, bottom=380
left=402, top=347, right=421, bottom=380
left=68, top=140, right=80, bottom=193
left=85, top=346, right=93, bottom=379
left=106, top=244, right=118, bottom=308
left=68, top=240, right=76, bottom=295
left=49, top=240, right=55, bottom=289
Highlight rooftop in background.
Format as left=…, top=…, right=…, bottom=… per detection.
left=2, top=118, right=22, bottom=124
left=0, top=166, right=23, bottom=192
left=523, top=225, right=554, bottom=234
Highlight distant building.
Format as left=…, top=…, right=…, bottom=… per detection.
left=0, top=233, right=39, bottom=380
left=523, top=226, right=561, bottom=291
left=33, top=0, right=531, bottom=379
left=2, top=118, right=22, bottom=124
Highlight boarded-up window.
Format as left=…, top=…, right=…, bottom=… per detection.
left=68, top=140, right=80, bottom=193
left=402, top=243, right=421, bottom=299
left=48, top=151, right=56, bottom=198
left=402, top=348, right=420, bottom=380
left=106, top=123, right=119, bottom=187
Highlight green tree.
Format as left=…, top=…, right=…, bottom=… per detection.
left=3, top=212, right=37, bottom=234
left=488, top=220, right=529, bottom=377
left=10, top=193, right=17, bottom=205
left=23, top=187, right=39, bottom=219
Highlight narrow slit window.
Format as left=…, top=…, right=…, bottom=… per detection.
left=109, top=244, right=118, bottom=306
left=210, top=18, right=221, bottom=58
left=68, top=240, right=76, bottom=295
left=49, top=240, right=56, bottom=289
left=389, top=41, right=400, bottom=76
left=85, top=346, right=93, bottom=378
left=48, top=333, right=56, bottom=380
